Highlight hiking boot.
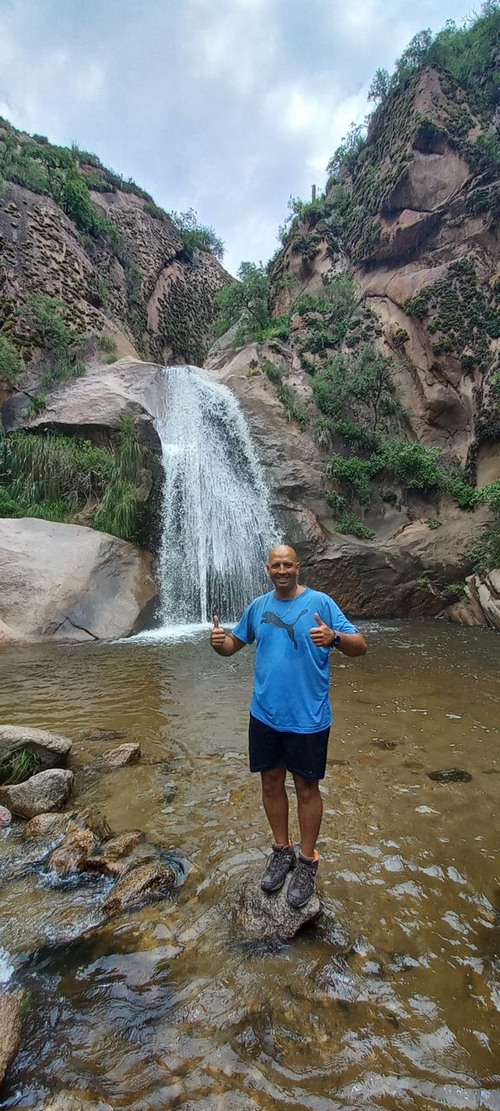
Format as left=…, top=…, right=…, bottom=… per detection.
left=261, top=844, right=296, bottom=893
left=286, top=853, right=319, bottom=908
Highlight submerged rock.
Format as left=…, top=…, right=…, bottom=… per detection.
left=41, top=1091, right=113, bottom=1111
left=102, top=859, right=177, bottom=917
left=232, top=873, right=321, bottom=942
left=48, top=828, right=97, bottom=878
left=427, top=768, right=472, bottom=783
left=100, top=743, right=141, bottom=769
left=0, top=992, right=22, bottom=1087
left=0, top=769, right=74, bottom=817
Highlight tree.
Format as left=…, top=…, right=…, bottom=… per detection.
left=368, top=68, right=390, bottom=103
left=214, top=262, right=271, bottom=338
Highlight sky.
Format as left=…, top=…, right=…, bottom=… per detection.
left=0, top=0, right=480, bottom=275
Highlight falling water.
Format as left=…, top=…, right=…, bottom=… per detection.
left=155, top=366, right=279, bottom=628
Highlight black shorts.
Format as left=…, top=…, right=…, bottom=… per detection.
left=248, top=713, right=330, bottom=781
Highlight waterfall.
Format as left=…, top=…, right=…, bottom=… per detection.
left=155, top=365, right=279, bottom=629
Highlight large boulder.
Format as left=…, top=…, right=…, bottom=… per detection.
left=0, top=725, right=72, bottom=769
left=448, top=569, right=500, bottom=630
left=0, top=768, right=74, bottom=817
left=1, top=358, right=163, bottom=452
left=0, top=518, right=155, bottom=642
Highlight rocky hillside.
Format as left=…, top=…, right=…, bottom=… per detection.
left=0, top=118, right=230, bottom=386
left=206, top=7, right=500, bottom=624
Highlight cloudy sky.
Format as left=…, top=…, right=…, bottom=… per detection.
left=0, top=0, right=478, bottom=274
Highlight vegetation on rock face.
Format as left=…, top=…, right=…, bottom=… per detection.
left=214, top=262, right=290, bottom=344
left=0, top=416, right=153, bottom=545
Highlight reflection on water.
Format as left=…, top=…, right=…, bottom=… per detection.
left=0, top=620, right=499, bottom=1110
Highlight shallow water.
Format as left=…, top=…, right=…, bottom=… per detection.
left=0, top=620, right=499, bottom=1110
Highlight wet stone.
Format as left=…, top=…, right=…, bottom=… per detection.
left=427, top=767, right=472, bottom=783
left=0, top=804, right=12, bottom=827
left=232, top=873, right=321, bottom=943
left=100, top=743, right=141, bottom=770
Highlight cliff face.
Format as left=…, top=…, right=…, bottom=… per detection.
left=205, top=52, right=500, bottom=622
left=271, top=66, right=499, bottom=474
left=0, top=120, right=230, bottom=372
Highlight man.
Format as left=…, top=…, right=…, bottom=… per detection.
left=210, top=544, right=367, bottom=908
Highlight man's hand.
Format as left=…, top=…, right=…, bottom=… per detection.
left=310, top=612, right=335, bottom=648
left=210, top=614, right=227, bottom=651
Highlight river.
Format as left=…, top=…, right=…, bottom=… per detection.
left=0, top=619, right=499, bottom=1110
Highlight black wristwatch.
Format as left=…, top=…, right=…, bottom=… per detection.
left=331, top=632, right=341, bottom=649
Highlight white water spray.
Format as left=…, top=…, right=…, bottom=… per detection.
left=155, top=366, right=279, bottom=628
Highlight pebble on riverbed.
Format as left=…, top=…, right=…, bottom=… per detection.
left=427, top=768, right=472, bottom=783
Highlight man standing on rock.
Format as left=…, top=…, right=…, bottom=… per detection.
left=210, top=544, right=367, bottom=908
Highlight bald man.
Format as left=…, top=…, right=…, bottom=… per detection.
left=210, top=545, right=367, bottom=908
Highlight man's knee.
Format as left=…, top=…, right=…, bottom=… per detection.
left=292, top=773, right=320, bottom=802
left=261, top=768, right=286, bottom=796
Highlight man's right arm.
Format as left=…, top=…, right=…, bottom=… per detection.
left=210, top=615, right=246, bottom=657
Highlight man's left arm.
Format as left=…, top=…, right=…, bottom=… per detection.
left=310, top=611, right=367, bottom=657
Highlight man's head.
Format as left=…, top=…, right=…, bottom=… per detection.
left=267, top=545, right=301, bottom=595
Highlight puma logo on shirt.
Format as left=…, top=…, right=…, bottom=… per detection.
left=261, top=607, right=309, bottom=649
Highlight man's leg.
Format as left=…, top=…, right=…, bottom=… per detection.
left=286, top=773, right=322, bottom=907
left=261, top=767, right=288, bottom=845
left=260, top=767, right=296, bottom=893
left=292, top=773, right=322, bottom=858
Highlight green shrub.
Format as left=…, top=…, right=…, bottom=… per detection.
left=0, top=334, right=24, bottom=386
left=336, top=512, right=375, bottom=539
left=0, top=748, right=42, bottom=785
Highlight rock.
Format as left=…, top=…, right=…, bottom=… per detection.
left=0, top=769, right=74, bottom=817
left=0, top=518, right=156, bottom=643
left=48, top=828, right=97, bottom=877
left=102, top=859, right=176, bottom=917
left=79, top=729, right=126, bottom=743
left=100, top=742, right=141, bottom=769
left=427, top=768, right=472, bottom=783
left=0, top=805, right=12, bottom=827
left=448, top=570, right=500, bottom=631
left=23, top=812, right=73, bottom=840
left=0, top=724, right=72, bottom=770
left=83, top=831, right=143, bottom=876
left=232, top=874, right=321, bottom=942
left=0, top=992, right=22, bottom=1087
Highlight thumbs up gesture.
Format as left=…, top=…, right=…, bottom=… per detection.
left=310, top=612, right=335, bottom=648
left=210, top=614, right=226, bottom=651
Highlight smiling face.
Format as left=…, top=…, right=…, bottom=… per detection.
left=267, top=545, right=301, bottom=597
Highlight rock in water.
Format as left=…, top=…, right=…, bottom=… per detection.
left=427, top=768, right=472, bottom=783
left=0, top=805, right=12, bottom=827
left=0, top=993, right=22, bottom=1087
left=102, top=859, right=176, bottom=917
left=0, top=769, right=74, bottom=817
left=232, top=874, right=321, bottom=942
left=100, top=743, right=141, bottom=769
left=0, top=724, right=72, bottom=769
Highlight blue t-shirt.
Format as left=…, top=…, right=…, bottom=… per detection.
left=232, top=587, right=358, bottom=733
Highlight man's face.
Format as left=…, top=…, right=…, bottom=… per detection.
left=267, top=547, right=300, bottom=592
